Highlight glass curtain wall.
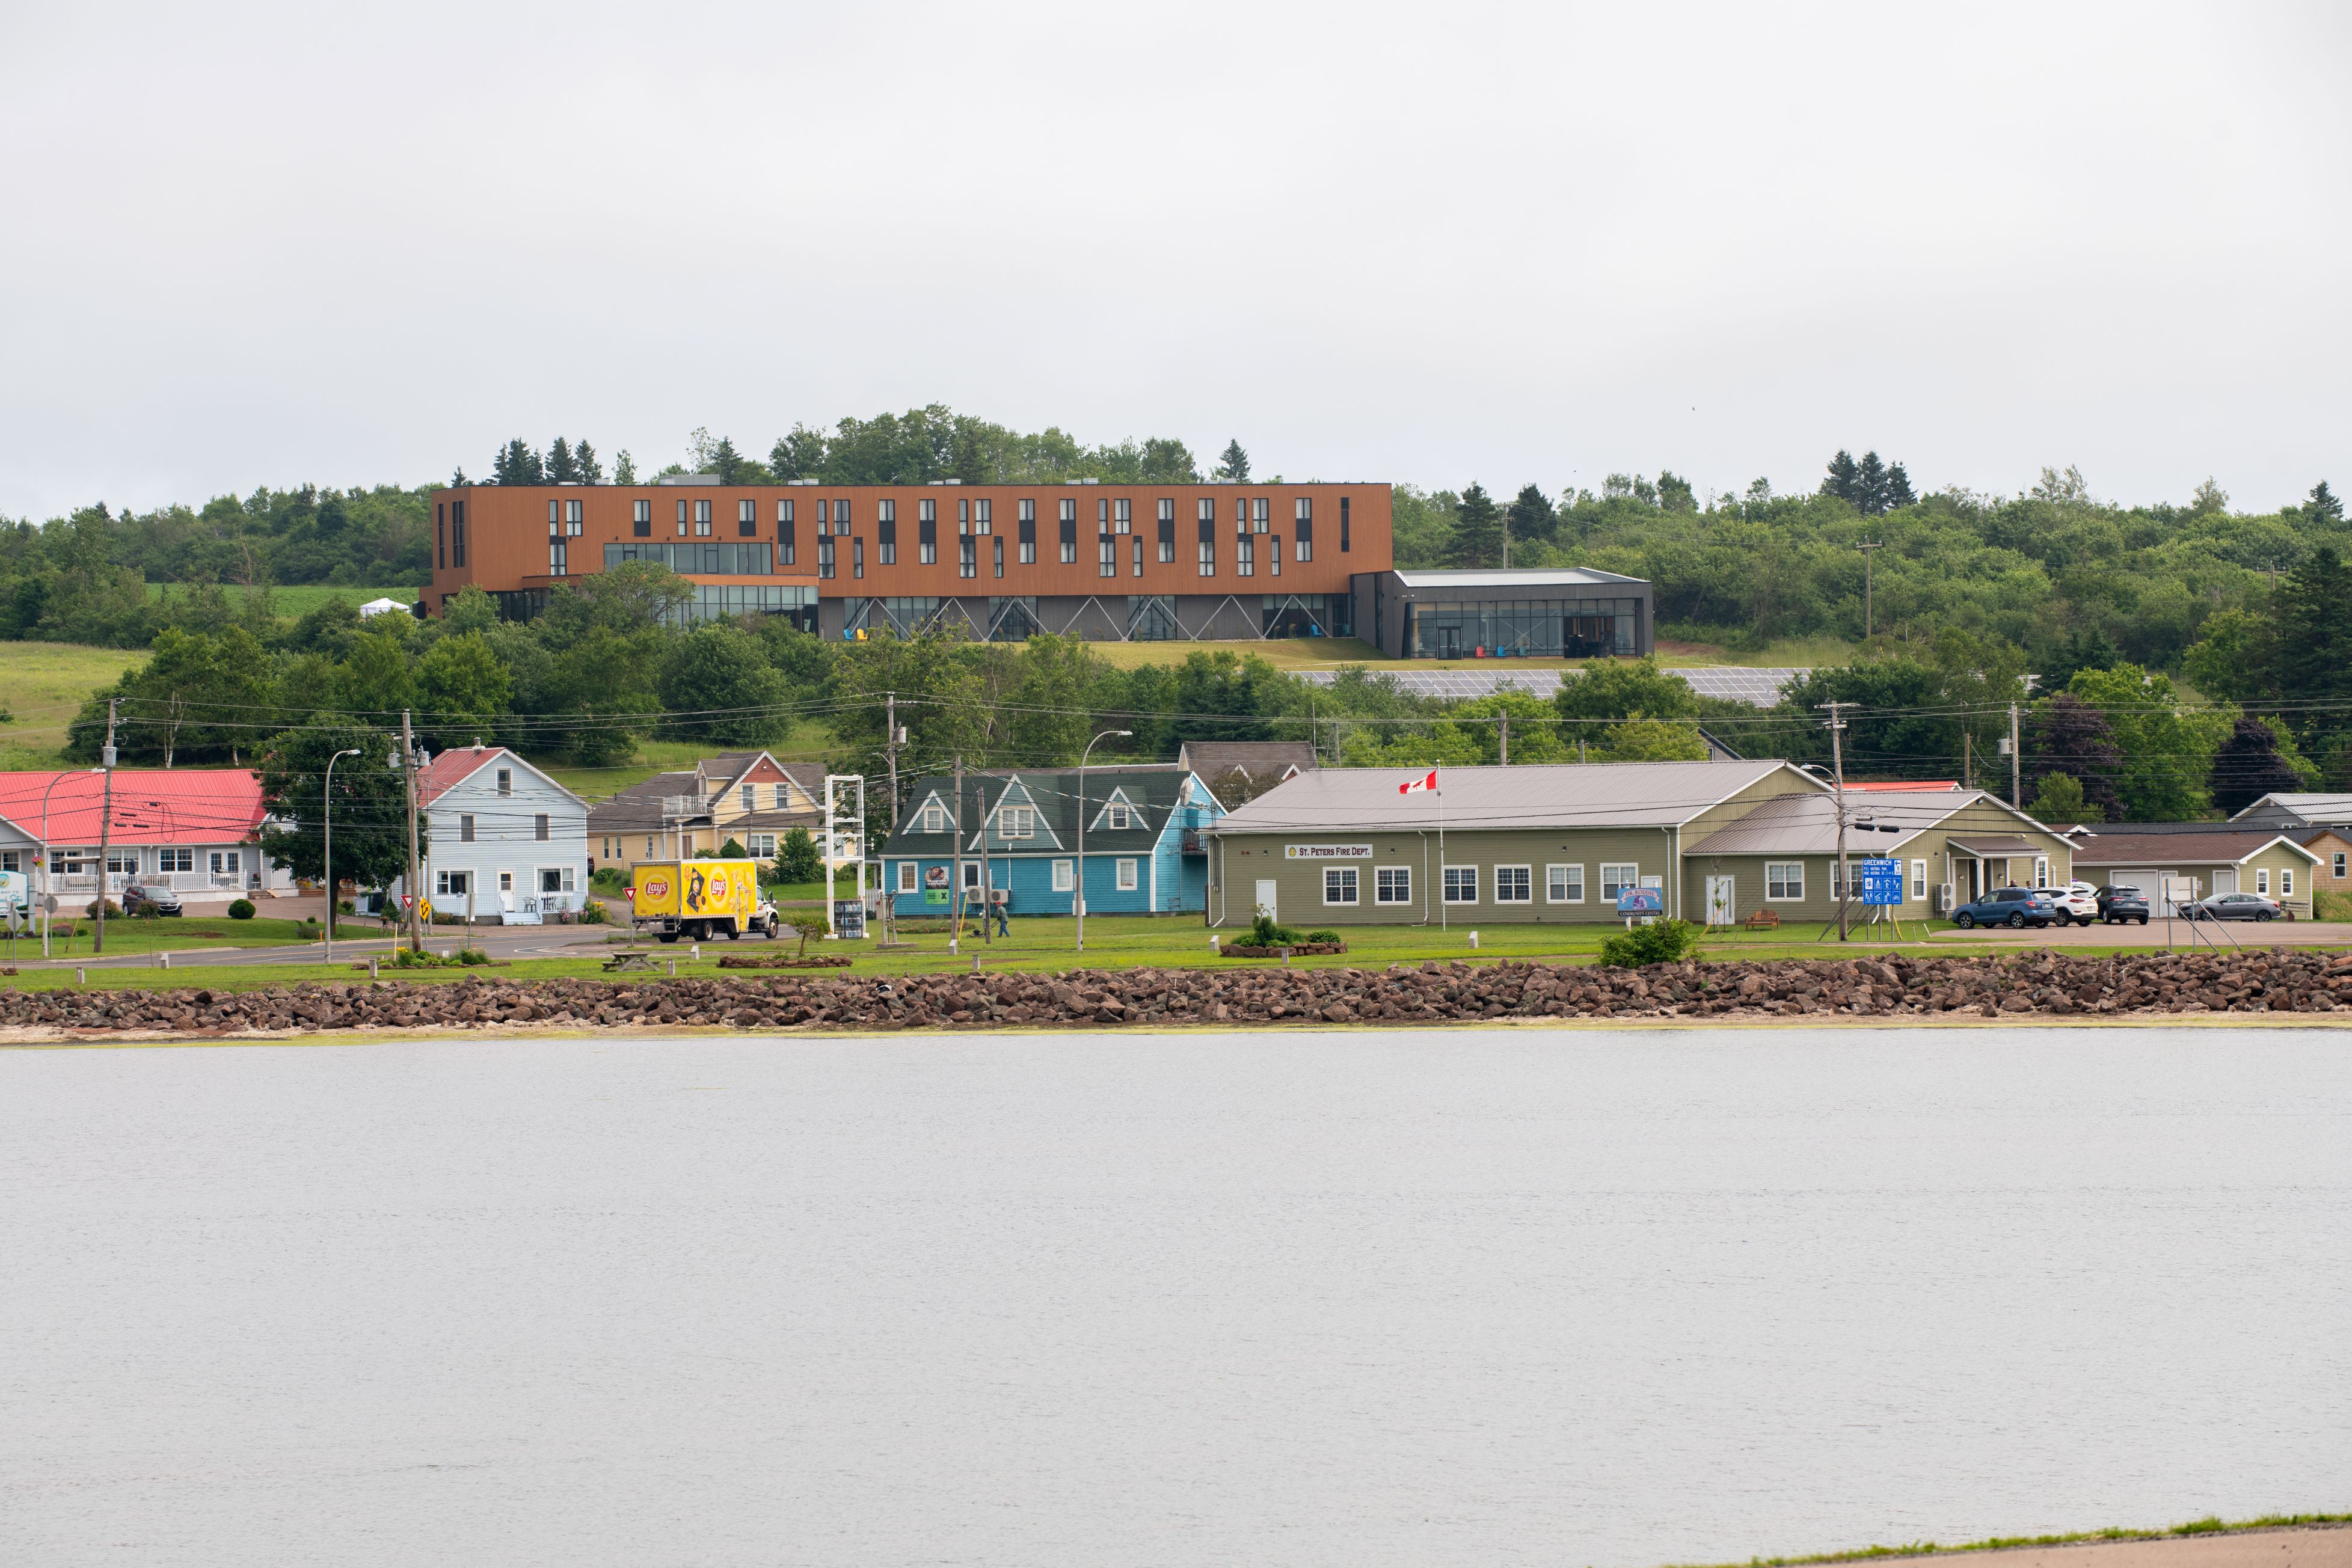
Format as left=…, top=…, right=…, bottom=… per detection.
left=1407, top=596, right=1637, bottom=658
left=1260, top=594, right=1354, bottom=639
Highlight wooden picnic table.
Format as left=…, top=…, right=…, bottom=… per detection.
left=601, top=951, right=659, bottom=972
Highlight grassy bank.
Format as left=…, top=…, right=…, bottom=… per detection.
left=1677, top=1512, right=2352, bottom=1568
left=0, top=642, right=146, bottom=768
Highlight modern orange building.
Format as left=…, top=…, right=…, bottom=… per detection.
left=425, top=478, right=1394, bottom=643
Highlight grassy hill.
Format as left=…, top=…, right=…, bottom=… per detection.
left=0, top=643, right=147, bottom=768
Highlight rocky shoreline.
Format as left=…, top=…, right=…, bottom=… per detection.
left=6, top=949, right=2351, bottom=1039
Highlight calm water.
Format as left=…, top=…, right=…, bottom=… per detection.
left=3, top=1029, right=2348, bottom=1568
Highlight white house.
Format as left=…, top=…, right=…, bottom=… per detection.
left=0, top=768, right=296, bottom=911
left=385, top=745, right=591, bottom=923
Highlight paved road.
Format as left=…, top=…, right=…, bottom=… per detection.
left=1929, top=918, right=2352, bottom=949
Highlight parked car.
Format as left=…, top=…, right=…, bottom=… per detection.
left=120, top=881, right=183, bottom=917
left=2093, top=884, right=2151, bottom=925
left=1950, top=886, right=2061, bottom=928
left=2047, top=881, right=2100, bottom=925
left=2185, top=890, right=2283, bottom=922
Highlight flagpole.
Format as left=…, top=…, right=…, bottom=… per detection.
left=1437, top=771, right=1446, bottom=933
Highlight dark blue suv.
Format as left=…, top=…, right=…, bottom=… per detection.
left=1950, top=886, right=2060, bottom=929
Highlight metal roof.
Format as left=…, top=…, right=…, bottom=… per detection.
left=2228, top=793, right=2352, bottom=824
left=1292, top=666, right=1808, bottom=709
left=1390, top=568, right=1647, bottom=590
left=1208, top=759, right=1817, bottom=835
left=0, top=769, right=265, bottom=847
left=1686, top=789, right=1989, bottom=857
left=2070, top=831, right=2322, bottom=866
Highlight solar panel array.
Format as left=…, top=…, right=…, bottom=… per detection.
left=1295, top=666, right=1808, bottom=709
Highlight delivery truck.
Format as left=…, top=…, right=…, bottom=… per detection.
left=629, top=858, right=779, bottom=943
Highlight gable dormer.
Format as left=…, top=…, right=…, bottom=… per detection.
left=976, top=776, right=1064, bottom=851
left=1088, top=785, right=1149, bottom=834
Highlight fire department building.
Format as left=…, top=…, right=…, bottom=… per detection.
left=422, top=478, right=1654, bottom=655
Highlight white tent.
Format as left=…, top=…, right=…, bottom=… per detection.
left=358, top=597, right=410, bottom=618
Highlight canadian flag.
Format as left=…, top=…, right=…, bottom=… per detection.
left=1398, top=770, right=1439, bottom=795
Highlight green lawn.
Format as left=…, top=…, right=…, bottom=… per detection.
left=0, top=913, right=2249, bottom=997
left=147, top=583, right=423, bottom=618
left=10, top=914, right=328, bottom=961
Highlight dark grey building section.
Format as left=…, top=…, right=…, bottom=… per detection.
left=820, top=592, right=1354, bottom=644
left=1353, top=568, right=1653, bottom=660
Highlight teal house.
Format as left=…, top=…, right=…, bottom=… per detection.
left=879, top=764, right=1223, bottom=916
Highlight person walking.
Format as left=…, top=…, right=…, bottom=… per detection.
left=990, top=893, right=1010, bottom=938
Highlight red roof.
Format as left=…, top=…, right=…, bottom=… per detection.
left=414, top=746, right=505, bottom=807
left=1846, top=780, right=1962, bottom=792
left=0, top=770, right=265, bottom=846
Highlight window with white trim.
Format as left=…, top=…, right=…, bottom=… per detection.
left=1766, top=862, right=1805, bottom=901
left=922, top=804, right=945, bottom=835
left=1116, top=858, right=1138, bottom=891
left=535, top=813, right=550, bottom=842
left=1600, top=863, right=1639, bottom=901
left=2255, top=867, right=2270, bottom=894
left=496, top=769, right=512, bottom=795
left=1052, top=859, right=1075, bottom=892
left=897, top=861, right=917, bottom=893
left=1376, top=866, right=1411, bottom=904
left=459, top=813, right=476, bottom=843
left=747, top=834, right=776, bottom=858
left=1324, top=866, right=1359, bottom=905
left=1547, top=863, right=1583, bottom=903
left=1911, top=859, right=1927, bottom=901
left=158, top=847, right=192, bottom=873
left=2280, top=868, right=2293, bottom=896
left=1443, top=865, right=1478, bottom=904
left=997, top=806, right=1035, bottom=838
left=1105, top=803, right=1132, bottom=830
left=435, top=869, right=470, bottom=897
left=1494, top=865, right=1532, bottom=902
left=539, top=866, right=577, bottom=894
left=2034, top=856, right=2051, bottom=888
left=2334, top=852, right=2346, bottom=879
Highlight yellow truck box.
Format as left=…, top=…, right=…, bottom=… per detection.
left=630, top=859, right=772, bottom=940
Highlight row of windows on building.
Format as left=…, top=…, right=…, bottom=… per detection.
left=431, top=866, right=578, bottom=898
left=8, top=847, right=242, bottom=878
left=892, top=858, right=1142, bottom=893
left=1318, top=862, right=1658, bottom=907
left=915, top=801, right=1133, bottom=836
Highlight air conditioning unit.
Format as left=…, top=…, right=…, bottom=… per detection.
left=1934, top=884, right=1956, bottom=913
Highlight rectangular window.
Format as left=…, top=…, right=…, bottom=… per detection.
left=833, top=499, right=851, bottom=536
left=993, top=536, right=1004, bottom=577
left=1197, top=501, right=1215, bottom=575
left=1132, top=536, right=1143, bottom=577
left=746, top=834, right=776, bottom=859
left=2255, top=867, right=2270, bottom=894
left=435, top=869, right=470, bottom=898
left=437, top=503, right=446, bottom=569
left=972, top=498, right=990, bottom=534
left=676, top=499, right=690, bottom=536
left=919, top=511, right=936, bottom=564
left=634, top=498, right=652, bottom=537
left=1766, top=862, right=1805, bottom=901
left=564, top=499, right=582, bottom=534
left=1494, top=865, right=1531, bottom=902
left=737, top=499, right=756, bottom=537
left=1059, top=498, right=1078, bottom=563
left=776, top=500, right=794, bottom=564
left=1908, top=859, right=1926, bottom=901
left=1116, top=858, right=1138, bottom=892
left=452, top=500, right=465, bottom=566
left=817, top=536, right=834, bottom=578
left=960, top=536, right=977, bottom=578
left=1340, top=495, right=1351, bottom=553
left=1098, top=536, right=1116, bottom=577
left=1376, top=866, right=1411, bottom=904
left=1269, top=534, right=1282, bottom=577
left=1157, top=498, right=1176, bottom=562
left=1235, top=534, right=1254, bottom=577
left=158, top=847, right=192, bottom=873
left=694, top=500, right=713, bottom=536
left=2035, top=856, right=2050, bottom=888
left=1052, top=859, right=1075, bottom=892
left=1294, top=498, right=1313, bottom=561
left=852, top=537, right=864, bottom=580
left=1600, top=863, right=1639, bottom=901
left=646, top=838, right=656, bottom=857
left=2335, top=853, right=2347, bottom=879
left=922, top=804, right=944, bottom=835
left=2280, top=868, right=2294, bottom=896
left=548, top=539, right=567, bottom=576
left=1324, top=866, right=1359, bottom=905
left=1252, top=497, right=1270, bottom=532
left=1018, top=500, right=1037, bottom=562
left=1547, top=864, right=1583, bottom=903
left=460, top=813, right=476, bottom=844
left=897, top=861, right=917, bottom=893
left=497, top=768, right=512, bottom=795
left=997, top=806, right=1035, bottom=838
left=1443, top=865, right=1478, bottom=904
left=534, top=813, right=550, bottom=842
left=878, top=500, right=899, bottom=565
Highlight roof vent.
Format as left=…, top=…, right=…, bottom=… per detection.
left=656, top=473, right=720, bottom=486
left=473, top=738, right=485, bottom=751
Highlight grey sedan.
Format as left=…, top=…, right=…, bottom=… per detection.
left=2185, top=891, right=2283, bottom=921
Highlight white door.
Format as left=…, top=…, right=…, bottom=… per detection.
left=1254, top=880, right=1277, bottom=920
left=2211, top=867, right=2236, bottom=895
left=1705, top=875, right=1736, bottom=927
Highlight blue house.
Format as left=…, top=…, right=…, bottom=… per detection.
left=879, top=764, right=1224, bottom=917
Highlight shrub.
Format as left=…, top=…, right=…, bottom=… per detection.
left=227, top=899, right=256, bottom=920
left=458, top=947, right=491, bottom=966
left=82, top=898, right=123, bottom=919
left=1248, top=913, right=1302, bottom=947
left=1303, top=929, right=1341, bottom=945
left=787, top=913, right=829, bottom=957
left=719, top=838, right=748, bottom=859
left=778, top=827, right=824, bottom=885
left=1598, top=917, right=1703, bottom=969
left=589, top=865, right=629, bottom=894
left=577, top=898, right=610, bottom=924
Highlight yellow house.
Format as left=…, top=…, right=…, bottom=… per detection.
left=588, top=752, right=829, bottom=871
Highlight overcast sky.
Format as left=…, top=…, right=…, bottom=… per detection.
left=4, top=2, right=2347, bottom=520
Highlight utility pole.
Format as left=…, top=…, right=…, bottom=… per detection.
left=94, top=699, right=116, bottom=954
left=883, top=691, right=901, bottom=944
left=401, top=710, right=424, bottom=954
left=950, top=754, right=963, bottom=955
left=1818, top=700, right=1855, bottom=942
left=1499, top=711, right=1509, bottom=767
left=2009, top=701, right=2022, bottom=809
left=1855, top=541, right=1885, bottom=640
left=1963, top=730, right=1973, bottom=791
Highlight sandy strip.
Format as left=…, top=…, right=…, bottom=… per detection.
left=1859, top=1528, right=2352, bottom=1568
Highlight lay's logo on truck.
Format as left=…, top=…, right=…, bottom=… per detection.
left=631, top=859, right=755, bottom=919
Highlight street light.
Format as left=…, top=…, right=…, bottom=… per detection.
left=37, top=767, right=103, bottom=959
left=323, top=747, right=361, bottom=962
left=1074, top=729, right=1132, bottom=954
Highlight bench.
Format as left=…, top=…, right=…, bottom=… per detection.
left=601, top=951, right=658, bottom=972
left=1742, top=908, right=1781, bottom=931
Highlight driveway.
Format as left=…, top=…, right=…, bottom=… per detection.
left=1930, top=918, right=2352, bottom=949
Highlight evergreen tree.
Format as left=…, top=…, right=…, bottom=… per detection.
left=574, top=441, right=603, bottom=485
left=492, top=439, right=544, bottom=485
left=1884, top=462, right=1917, bottom=509
left=1451, top=482, right=1505, bottom=569
left=1505, top=483, right=1558, bottom=547
left=710, top=436, right=756, bottom=485
left=451, top=466, right=468, bottom=487
left=1822, top=450, right=1861, bottom=506
left=2208, top=717, right=2306, bottom=817
left=547, top=437, right=577, bottom=484
left=2279, top=544, right=2352, bottom=751
left=2307, top=480, right=2343, bottom=523
left=1214, top=439, right=1251, bottom=482
left=1855, top=452, right=1890, bottom=512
